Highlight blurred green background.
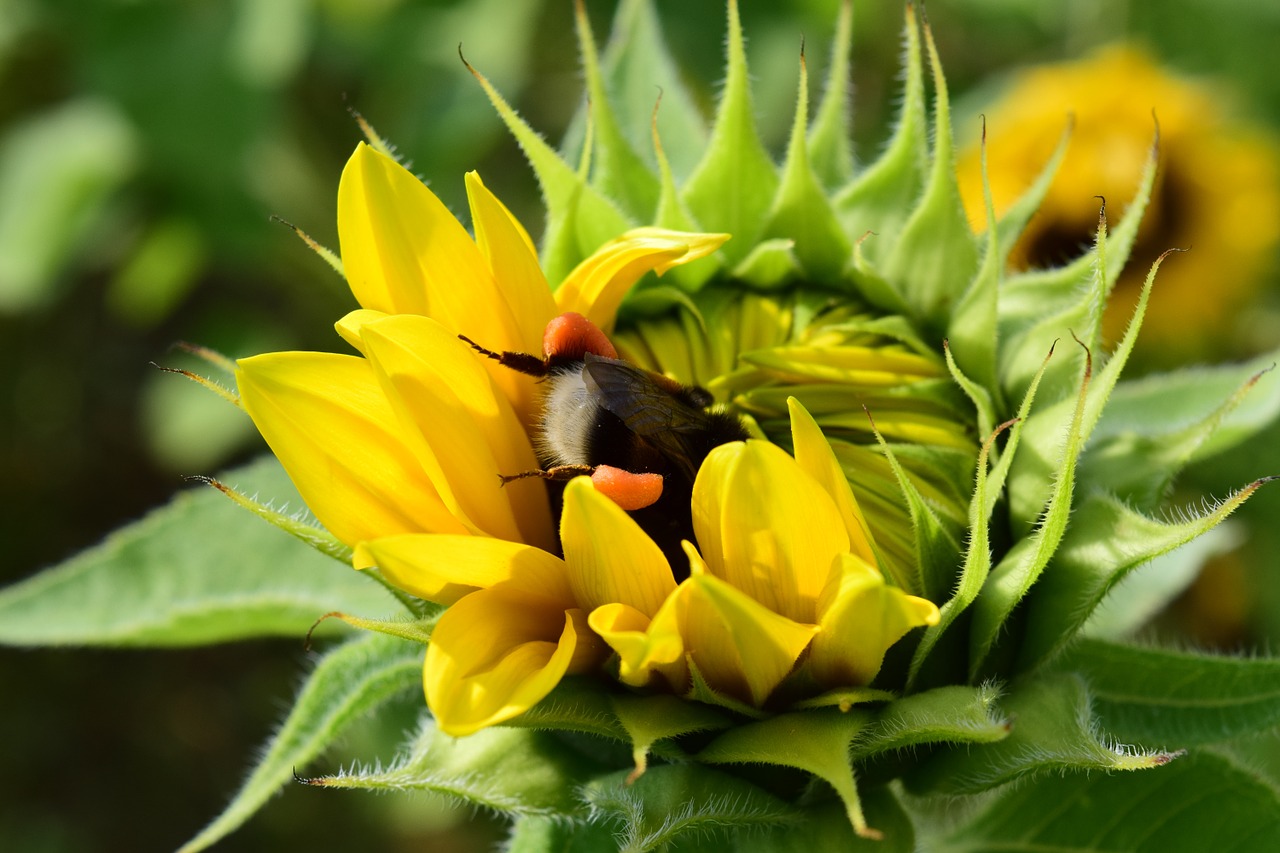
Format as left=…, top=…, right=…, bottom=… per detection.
left=2, top=0, right=1278, bottom=849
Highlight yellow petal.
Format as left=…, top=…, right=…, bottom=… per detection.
left=354, top=534, right=573, bottom=606
left=425, top=588, right=601, bottom=736
left=334, top=308, right=388, bottom=354
left=236, top=351, right=467, bottom=546
left=358, top=313, right=554, bottom=550
left=555, top=228, right=729, bottom=334
left=807, top=554, right=940, bottom=688
left=674, top=563, right=817, bottom=707
left=464, top=171, right=557, bottom=357
left=692, top=439, right=848, bottom=623
left=559, top=477, right=677, bottom=615
left=337, top=147, right=530, bottom=392
left=787, top=398, right=878, bottom=566
left=588, top=599, right=683, bottom=688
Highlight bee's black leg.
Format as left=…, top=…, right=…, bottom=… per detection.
left=497, top=465, right=594, bottom=486
left=458, top=334, right=549, bottom=377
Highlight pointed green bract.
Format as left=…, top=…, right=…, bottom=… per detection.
left=308, top=718, right=605, bottom=816
left=906, top=673, right=1181, bottom=797
left=881, top=17, right=979, bottom=337
left=0, top=457, right=397, bottom=647
left=178, top=633, right=422, bottom=853
left=850, top=686, right=1009, bottom=759
left=834, top=7, right=927, bottom=263
left=807, top=0, right=855, bottom=189
left=698, top=709, right=877, bottom=838
left=574, top=0, right=660, bottom=221
left=680, top=0, right=779, bottom=266
left=583, top=764, right=800, bottom=852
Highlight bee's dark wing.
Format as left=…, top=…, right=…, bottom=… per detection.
left=582, top=355, right=710, bottom=480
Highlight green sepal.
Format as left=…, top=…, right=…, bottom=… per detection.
left=1055, top=639, right=1280, bottom=749
left=507, top=816, right=623, bottom=853
left=466, top=56, right=631, bottom=282
left=850, top=685, right=1009, bottom=761
left=792, top=687, right=896, bottom=711
left=833, top=6, right=927, bottom=265
left=929, top=751, right=1280, bottom=853
left=0, top=457, right=397, bottom=647
left=991, top=116, right=1072, bottom=264
left=322, top=610, right=439, bottom=646
left=611, top=693, right=731, bottom=780
left=761, top=49, right=851, bottom=282
left=943, top=340, right=995, bottom=445
left=594, top=0, right=708, bottom=182
left=848, top=241, right=913, bottom=316
left=907, top=419, right=1015, bottom=688
left=307, top=719, right=604, bottom=817
left=698, top=709, right=879, bottom=839
left=583, top=763, right=801, bottom=853
left=946, top=123, right=1000, bottom=398
left=999, top=135, right=1157, bottom=404
left=1008, top=242, right=1163, bottom=530
left=178, top=633, right=422, bottom=852
left=806, top=0, right=855, bottom=189
left=679, top=0, right=778, bottom=267
left=1018, top=481, right=1271, bottom=671
left=506, top=675, right=629, bottom=741
left=573, top=0, right=660, bottom=221
left=905, top=673, right=1181, bottom=797
left=1083, top=354, right=1280, bottom=506
left=685, top=655, right=769, bottom=719
left=970, top=341, right=1091, bottom=678
left=881, top=15, right=979, bottom=337
left=871, top=425, right=962, bottom=602
left=729, top=238, right=802, bottom=289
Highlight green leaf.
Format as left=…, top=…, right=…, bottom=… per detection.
left=308, top=717, right=604, bottom=817
left=507, top=675, right=628, bottom=741
left=680, top=0, right=778, bottom=266
left=0, top=457, right=398, bottom=647
left=905, top=673, right=1180, bottom=797
left=178, top=633, right=422, bottom=853
left=929, top=751, right=1280, bottom=853
left=1017, top=483, right=1270, bottom=671
left=881, top=16, right=979, bottom=337
left=698, top=709, right=879, bottom=839
left=1056, top=639, right=1280, bottom=749
left=851, top=685, right=1009, bottom=760
left=584, top=763, right=799, bottom=853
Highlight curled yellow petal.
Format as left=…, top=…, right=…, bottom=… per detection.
left=555, top=228, right=729, bottom=333
left=787, top=397, right=878, bottom=566
left=334, top=307, right=388, bottom=354
left=358, top=313, right=554, bottom=550
left=676, top=550, right=817, bottom=707
left=692, top=439, right=848, bottom=623
left=425, top=588, right=601, bottom=736
left=354, top=534, right=573, bottom=606
left=236, top=351, right=467, bottom=547
left=808, top=554, right=940, bottom=688
left=588, top=599, right=683, bottom=688
left=560, top=477, right=677, bottom=615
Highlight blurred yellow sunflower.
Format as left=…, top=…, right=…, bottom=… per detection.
left=957, top=44, right=1280, bottom=362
